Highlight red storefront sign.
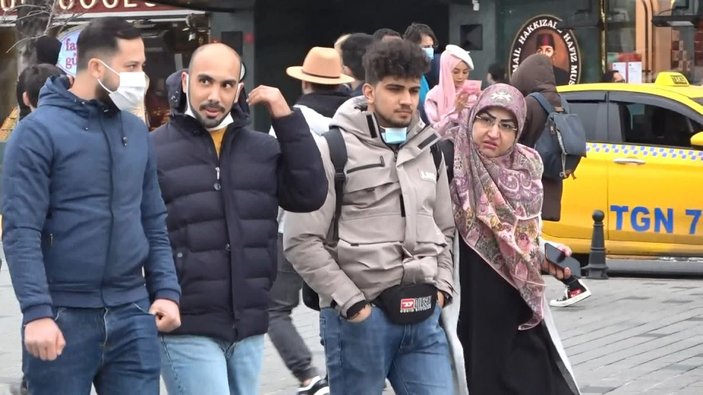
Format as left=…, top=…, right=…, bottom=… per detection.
left=1, top=0, right=178, bottom=14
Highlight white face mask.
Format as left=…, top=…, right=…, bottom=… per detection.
left=423, top=47, right=434, bottom=61
left=97, top=60, right=147, bottom=112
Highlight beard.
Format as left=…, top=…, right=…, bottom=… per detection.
left=375, top=109, right=413, bottom=129
left=95, top=81, right=117, bottom=109
left=191, top=100, right=228, bottom=129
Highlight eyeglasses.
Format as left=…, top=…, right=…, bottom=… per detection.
left=474, top=113, right=518, bottom=133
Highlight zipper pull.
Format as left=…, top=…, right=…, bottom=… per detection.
left=216, top=166, right=221, bottom=180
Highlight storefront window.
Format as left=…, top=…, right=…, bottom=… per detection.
left=141, top=21, right=205, bottom=129
left=0, top=0, right=210, bottom=136
left=606, top=0, right=702, bottom=83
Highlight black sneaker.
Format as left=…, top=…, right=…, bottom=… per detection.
left=550, top=280, right=592, bottom=307
left=297, top=376, right=330, bottom=395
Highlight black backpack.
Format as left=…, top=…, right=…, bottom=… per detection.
left=528, top=92, right=588, bottom=180
left=301, top=127, right=445, bottom=311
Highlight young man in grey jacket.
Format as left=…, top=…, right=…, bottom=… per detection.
left=284, top=39, right=455, bottom=395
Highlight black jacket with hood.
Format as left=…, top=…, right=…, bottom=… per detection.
left=510, top=54, right=564, bottom=221
left=151, top=71, right=327, bottom=342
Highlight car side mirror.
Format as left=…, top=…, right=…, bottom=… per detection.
left=692, top=131, right=703, bottom=148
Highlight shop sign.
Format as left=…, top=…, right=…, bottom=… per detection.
left=509, top=15, right=582, bottom=85
left=1, top=0, right=176, bottom=14
left=56, top=25, right=83, bottom=77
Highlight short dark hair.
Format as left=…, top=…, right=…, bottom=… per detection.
left=76, top=17, right=141, bottom=71
left=488, top=62, right=507, bottom=83
left=602, top=70, right=618, bottom=82
left=19, top=64, right=65, bottom=108
left=340, top=33, right=374, bottom=81
left=363, top=40, right=430, bottom=85
left=373, top=28, right=401, bottom=41
left=403, top=23, right=437, bottom=47
left=35, top=36, right=62, bottom=65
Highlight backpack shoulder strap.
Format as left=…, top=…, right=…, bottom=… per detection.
left=430, top=143, right=442, bottom=178
left=527, top=92, right=556, bottom=114
left=321, top=127, right=347, bottom=242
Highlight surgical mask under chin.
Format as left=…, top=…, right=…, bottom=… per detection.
left=184, top=74, right=235, bottom=132
left=97, top=61, right=147, bottom=112
left=382, top=127, right=408, bottom=144
left=422, top=47, right=434, bottom=60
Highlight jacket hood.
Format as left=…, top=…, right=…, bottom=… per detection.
left=330, top=97, right=429, bottom=147
left=38, top=75, right=117, bottom=117
left=510, top=54, right=557, bottom=97
left=166, top=69, right=250, bottom=129
left=295, top=90, right=349, bottom=118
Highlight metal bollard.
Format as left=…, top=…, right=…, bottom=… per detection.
left=584, top=210, right=608, bottom=279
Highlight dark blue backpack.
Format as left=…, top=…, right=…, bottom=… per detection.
left=528, top=92, right=588, bottom=180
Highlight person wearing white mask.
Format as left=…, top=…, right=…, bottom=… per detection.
left=150, top=43, right=327, bottom=395
left=1, top=17, right=181, bottom=395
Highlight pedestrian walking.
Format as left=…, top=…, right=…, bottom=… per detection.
left=151, top=42, right=327, bottom=395
left=284, top=39, right=455, bottom=395
left=2, top=17, right=181, bottom=395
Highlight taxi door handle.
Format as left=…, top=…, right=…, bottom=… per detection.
left=613, top=158, right=646, bottom=165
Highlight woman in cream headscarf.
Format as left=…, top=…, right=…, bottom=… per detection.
left=447, top=83, right=580, bottom=394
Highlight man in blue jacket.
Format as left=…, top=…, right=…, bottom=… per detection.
left=2, top=18, right=181, bottom=395
left=151, top=43, right=327, bottom=395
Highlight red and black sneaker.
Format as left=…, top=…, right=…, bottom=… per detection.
left=550, top=281, right=592, bottom=307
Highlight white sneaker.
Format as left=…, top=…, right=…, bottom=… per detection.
left=549, top=281, right=592, bottom=307
left=297, top=376, right=330, bottom=395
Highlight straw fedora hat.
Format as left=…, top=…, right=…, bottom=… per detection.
left=286, top=47, right=354, bottom=85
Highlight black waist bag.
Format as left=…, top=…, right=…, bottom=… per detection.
left=374, top=283, right=437, bottom=325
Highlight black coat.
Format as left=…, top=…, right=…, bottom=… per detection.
left=150, top=109, right=326, bottom=342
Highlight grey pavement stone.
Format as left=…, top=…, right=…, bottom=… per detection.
left=1, top=269, right=702, bottom=394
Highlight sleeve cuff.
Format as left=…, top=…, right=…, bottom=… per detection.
left=153, top=289, right=181, bottom=305
left=22, top=304, right=54, bottom=325
left=344, top=300, right=368, bottom=319
left=270, top=109, right=307, bottom=143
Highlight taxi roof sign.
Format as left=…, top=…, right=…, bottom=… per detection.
left=655, top=72, right=690, bottom=87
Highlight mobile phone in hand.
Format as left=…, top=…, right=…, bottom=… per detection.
left=545, top=243, right=581, bottom=276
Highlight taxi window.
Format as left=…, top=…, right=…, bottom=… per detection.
left=567, top=101, right=602, bottom=140
left=615, top=102, right=700, bottom=148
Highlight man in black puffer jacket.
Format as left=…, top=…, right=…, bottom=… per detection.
left=151, top=43, right=327, bottom=395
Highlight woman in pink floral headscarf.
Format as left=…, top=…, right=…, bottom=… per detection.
left=424, top=44, right=481, bottom=136
left=447, top=83, right=580, bottom=394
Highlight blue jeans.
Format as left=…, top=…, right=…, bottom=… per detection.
left=23, top=299, right=160, bottom=395
left=320, top=304, right=453, bottom=395
left=160, top=334, right=265, bottom=395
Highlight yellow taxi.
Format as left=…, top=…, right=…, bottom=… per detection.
left=543, top=72, right=703, bottom=258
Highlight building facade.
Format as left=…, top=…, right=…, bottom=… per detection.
left=3, top=0, right=703, bottom=130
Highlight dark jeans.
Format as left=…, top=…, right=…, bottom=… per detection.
left=267, top=234, right=318, bottom=383
left=23, top=298, right=160, bottom=395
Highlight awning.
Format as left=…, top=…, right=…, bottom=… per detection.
left=146, top=0, right=254, bottom=12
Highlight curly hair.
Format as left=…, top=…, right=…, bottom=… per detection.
left=363, top=40, right=430, bottom=85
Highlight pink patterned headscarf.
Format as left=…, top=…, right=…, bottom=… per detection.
left=426, top=47, right=480, bottom=119
left=451, top=83, right=546, bottom=330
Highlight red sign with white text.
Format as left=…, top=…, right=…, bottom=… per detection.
left=1, top=0, right=177, bottom=15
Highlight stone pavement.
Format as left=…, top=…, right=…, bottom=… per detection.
left=1, top=266, right=702, bottom=394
